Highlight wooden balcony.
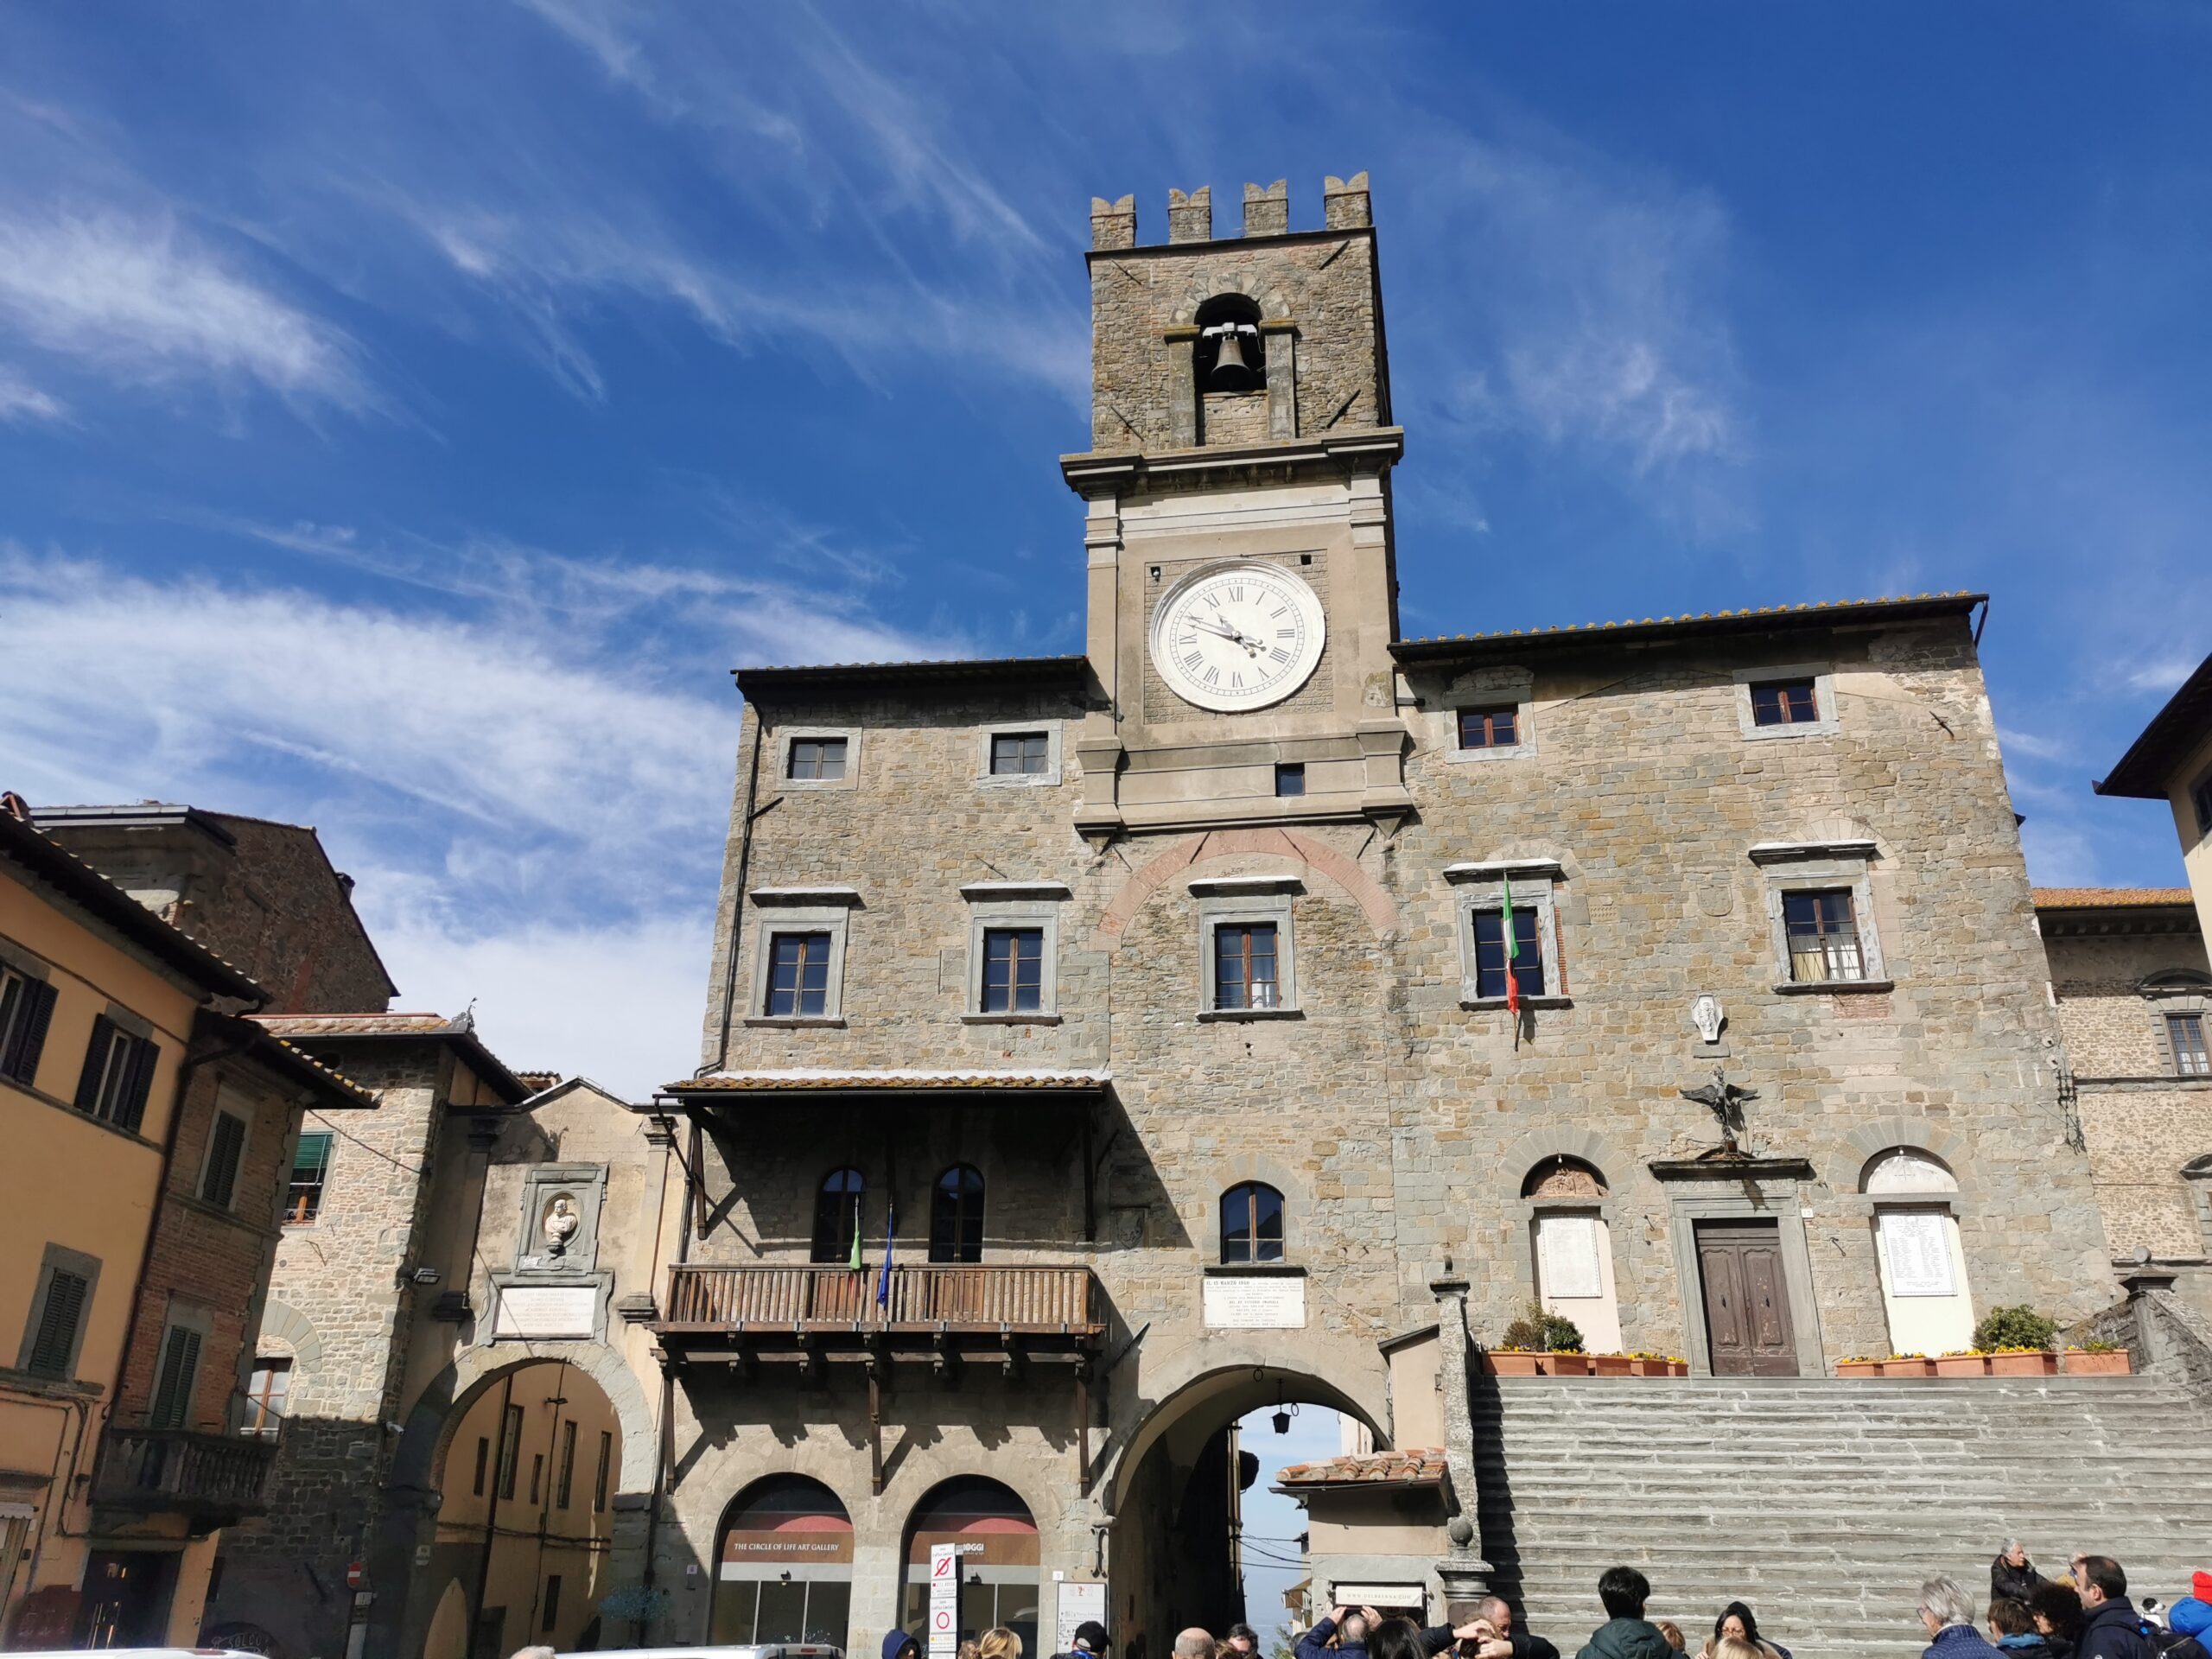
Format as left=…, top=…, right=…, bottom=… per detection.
left=652, top=1262, right=1104, bottom=1365
left=92, top=1426, right=276, bottom=1524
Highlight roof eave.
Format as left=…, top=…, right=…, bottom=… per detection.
left=1392, top=594, right=1986, bottom=667
left=2094, top=654, right=2212, bottom=799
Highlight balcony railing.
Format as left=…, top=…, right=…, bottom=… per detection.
left=658, top=1262, right=1102, bottom=1336
left=92, top=1426, right=277, bottom=1520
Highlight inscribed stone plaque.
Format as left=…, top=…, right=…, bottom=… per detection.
left=1881, top=1212, right=1955, bottom=1297
left=1202, top=1274, right=1306, bottom=1329
left=492, top=1284, right=597, bottom=1338
left=1537, top=1215, right=1605, bottom=1300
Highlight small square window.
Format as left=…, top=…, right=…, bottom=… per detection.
left=1274, top=763, right=1306, bottom=798
left=287, top=1130, right=334, bottom=1224
left=1214, top=923, right=1281, bottom=1012
left=980, top=928, right=1044, bottom=1014
left=1471, top=909, right=1544, bottom=1001
left=990, top=733, right=1051, bottom=777
left=788, top=737, right=848, bottom=781
left=2171, top=1014, right=2210, bottom=1078
left=765, top=931, right=833, bottom=1016
left=1457, top=706, right=1518, bottom=750
left=1750, top=678, right=1821, bottom=728
left=1783, top=889, right=1864, bottom=982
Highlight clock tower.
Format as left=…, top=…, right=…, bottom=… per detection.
left=1063, top=174, right=1412, bottom=838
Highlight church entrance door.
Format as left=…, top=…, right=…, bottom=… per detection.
left=1694, top=1220, right=1799, bottom=1376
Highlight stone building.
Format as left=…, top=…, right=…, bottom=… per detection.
left=646, top=174, right=2141, bottom=1659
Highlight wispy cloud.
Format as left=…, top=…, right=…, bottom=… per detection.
left=0, top=209, right=370, bottom=410
left=0, top=362, right=63, bottom=423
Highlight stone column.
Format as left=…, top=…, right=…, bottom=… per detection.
left=1430, top=1269, right=1492, bottom=1616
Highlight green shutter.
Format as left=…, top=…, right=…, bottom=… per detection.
left=26, top=1268, right=89, bottom=1379
left=75, top=1015, right=118, bottom=1111
left=201, top=1113, right=246, bottom=1209
left=151, top=1325, right=203, bottom=1429
left=1, top=979, right=56, bottom=1084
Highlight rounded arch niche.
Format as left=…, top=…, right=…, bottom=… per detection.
left=1860, top=1145, right=1975, bottom=1358
left=1522, top=1156, right=1621, bottom=1356
left=711, top=1475, right=855, bottom=1649
left=899, top=1476, right=1039, bottom=1658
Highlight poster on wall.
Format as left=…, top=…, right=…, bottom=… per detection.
left=1881, top=1211, right=1956, bottom=1297
left=928, top=1542, right=959, bottom=1659
left=1537, top=1214, right=1605, bottom=1300
left=1056, top=1582, right=1106, bottom=1651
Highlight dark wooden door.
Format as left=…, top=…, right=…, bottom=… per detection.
left=1696, top=1220, right=1799, bottom=1376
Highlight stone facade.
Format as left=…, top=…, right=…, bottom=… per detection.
left=656, top=176, right=2130, bottom=1659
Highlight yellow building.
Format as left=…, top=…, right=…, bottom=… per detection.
left=0, top=801, right=360, bottom=1649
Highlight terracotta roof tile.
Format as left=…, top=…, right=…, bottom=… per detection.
left=671, top=1067, right=1109, bottom=1093
left=2032, top=887, right=2196, bottom=909
left=1275, top=1448, right=1448, bottom=1488
left=252, top=1012, right=469, bottom=1037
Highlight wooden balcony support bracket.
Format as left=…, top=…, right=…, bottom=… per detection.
left=932, top=1328, right=963, bottom=1387
left=1000, top=1329, right=1027, bottom=1380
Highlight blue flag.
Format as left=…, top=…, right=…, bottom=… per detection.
left=876, top=1199, right=896, bottom=1307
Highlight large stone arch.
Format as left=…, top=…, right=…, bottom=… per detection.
left=1499, top=1128, right=1630, bottom=1194
left=1169, top=275, right=1293, bottom=327
left=1831, top=1117, right=1975, bottom=1198
left=391, top=1338, right=656, bottom=1497
left=1096, top=828, right=1397, bottom=947
left=256, top=1300, right=324, bottom=1382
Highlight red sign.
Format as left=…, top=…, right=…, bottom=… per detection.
left=346, top=1561, right=366, bottom=1592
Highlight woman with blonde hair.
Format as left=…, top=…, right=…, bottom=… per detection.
left=980, top=1628, right=1025, bottom=1659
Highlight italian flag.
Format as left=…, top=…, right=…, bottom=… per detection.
left=848, top=1198, right=863, bottom=1273
left=1503, top=873, right=1520, bottom=1014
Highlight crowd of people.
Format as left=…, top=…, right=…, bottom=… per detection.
left=1015, top=1548, right=2212, bottom=1659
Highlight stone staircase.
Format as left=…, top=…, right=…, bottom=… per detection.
left=1472, top=1375, right=2211, bottom=1659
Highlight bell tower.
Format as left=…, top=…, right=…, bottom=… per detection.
left=1063, top=173, right=1411, bottom=839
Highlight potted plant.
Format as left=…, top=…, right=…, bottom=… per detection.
left=1836, top=1357, right=1880, bottom=1378
left=1591, top=1353, right=1634, bottom=1376
left=1626, top=1351, right=1674, bottom=1376
left=1494, top=1301, right=1586, bottom=1376
left=1974, top=1306, right=2059, bottom=1375
left=1935, top=1350, right=1989, bottom=1376
left=2063, top=1341, right=2131, bottom=1376
left=1484, top=1348, right=1542, bottom=1376
left=1879, top=1353, right=1935, bottom=1376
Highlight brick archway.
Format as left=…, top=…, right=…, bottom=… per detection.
left=1095, top=829, right=1397, bottom=946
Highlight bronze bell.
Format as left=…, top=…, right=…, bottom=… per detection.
left=1205, top=322, right=1261, bottom=392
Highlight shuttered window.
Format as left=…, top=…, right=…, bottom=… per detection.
left=25, top=1268, right=90, bottom=1380
left=74, top=1016, right=157, bottom=1133
left=150, top=1324, right=204, bottom=1429
left=200, top=1111, right=248, bottom=1209
left=0, top=970, right=59, bottom=1087
left=287, top=1131, right=334, bottom=1224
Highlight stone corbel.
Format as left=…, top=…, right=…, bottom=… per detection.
left=1072, top=733, right=1125, bottom=842
left=1357, top=719, right=1414, bottom=829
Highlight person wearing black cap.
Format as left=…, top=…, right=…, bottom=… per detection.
left=1055, top=1620, right=1114, bottom=1659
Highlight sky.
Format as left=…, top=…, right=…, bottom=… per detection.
left=1, top=4, right=2207, bottom=1096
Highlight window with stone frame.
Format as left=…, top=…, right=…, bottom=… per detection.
left=989, top=732, right=1051, bottom=777
left=286, top=1130, right=334, bottom=1224
left=787, top=736, right=847, bottom=781
left=979, top=928, right=1044, bottom=1014
left=1220, top=1181, right=1285, bottom=1264
left=1783, top=889, right=1865, bottom=982
left=1749, top=678, right=1820, bottom=727
left=1733, top=664, right=1839, bottom=740
left=928, top=1165, right=985, bottom=1264
left=764, top=931, right=833, bottom=1016
left=1213, top=922, right=1281, bottom=1012
left=1447, top=861, right=1567, bottom=1006
left=19, top=1248, right=97, bottom=1382
left=244, top=1358, right=290, bottom=1438
left=2171, top=1013, right=2211, bottom=1078
left=74, top=1015, right=157, bottom=1133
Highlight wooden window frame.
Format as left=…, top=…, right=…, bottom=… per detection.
left=1196, top=892, right=1300, bottom=1019
left=1456, top=704, right=1520, bottom=752
left=928, top=1165, right=986, bottom=1265
left=244, top=1357, right=291, bottom=1438
left=74, top=1015, right=157, bottom=1134
left=1782, top=888, right=1866, bottom=984
left=979, top=722, right=1062, bottom=786
left=810, top=1167, right=865, bottom=1265
left=1733, top=663, right=1839, bottom=740
left=762, top=931, right=835, bottom=1018
left=1754, top=842, right=1890, bottom=990
left=978, top=927, right=1045, bottom=1014
left=746, top=899, right=854, bottom=1025
left=1219, top=1181, right=1286, bottom=1265
left=149, top=1317, right=208, bottom=1431
left=2169, top=1012, right=2211, bottom=1079
left=779, top=727, right=861, bottom=791
left=286, top=1129, right=334, bottom=1225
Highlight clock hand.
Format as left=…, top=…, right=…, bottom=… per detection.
left=1189, top=617, right=1261, bottom=652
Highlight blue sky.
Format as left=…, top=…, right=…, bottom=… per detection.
left=2, top=3, right=2207, bottom=1093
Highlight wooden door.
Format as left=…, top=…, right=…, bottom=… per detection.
left=1696, top=1220, right=1799, bottom=1376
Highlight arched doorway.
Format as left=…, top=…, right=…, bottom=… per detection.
left=901, top=1477, right=1039, bottom=1657
left=421, top=1357, right=623, bottom=1659
left=1109, top=1366, right=1388, bottom=1651
left=711, top=1476, right=855, bottom=1649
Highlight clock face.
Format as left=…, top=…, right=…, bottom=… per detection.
left=1148, top=561, right=1326, bottom=713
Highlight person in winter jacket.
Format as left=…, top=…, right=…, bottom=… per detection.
left=2032, top=1583, right=2087, bottom=1659
left=1992, top=1599, right=2049, bottom=1651
left=1921, top=1575, right=2006, bottom=1659
left=1996, top=1546, right=2047, bottom=1609
left=2078, top=1560, right=2156, bottom=1659
left=1474, top=1594, right=1562, bottom=1659
left=887, top=1631, right=925, bottom=1659
left=1575, top=1567, right=1676, bottom=1659
left=2162, top=1599, right=2212, bottom=1659
left=1055, top=1620, right=1113, bottom=1659
left=1298, top=1606, right=1378, bottom=1659
left=1702, top=1602, right=1791, bottom=1659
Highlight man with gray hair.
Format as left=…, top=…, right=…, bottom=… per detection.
left=1177, top=1630, right=1217, bottom=1659
left=1922, top=1576, right=2005, bottom=1659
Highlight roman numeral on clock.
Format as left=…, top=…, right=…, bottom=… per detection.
left=1270, top=647, right=1291, bottom=663
left=1184, top=652, right=1204, bottom=671
left=1202, top=666, right=1219, bottom=684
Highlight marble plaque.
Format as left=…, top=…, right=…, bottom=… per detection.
left=1537, top=1215, right=1605, bottom=1300
left=1202, top=1274, right=1306, bottom=1329
left=1881, top=1211, right=1955, bottom=1298
left=492, top=1284, right=597, bottom=1338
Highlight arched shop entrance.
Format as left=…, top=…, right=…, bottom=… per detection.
left=901, top=1478, right=1039, bottom=1657
left=712, top=1476, right=855, bottom=1649
left=1110, top=1366, right=1388, bottom=1649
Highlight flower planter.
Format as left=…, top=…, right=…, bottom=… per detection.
left=2063, top=1349, right=2131, bottom=1376
left=1539, top=1352, right=1592, bottom=1376
left=1836, top=1360, right=1880, bottom=1378
left=1935, top=1355, right=1990, bottom=1377
left=1591, top=1354, right=1635, bottom=1376
left=1989, top=1351, right=2058, bottom=1377
left=1879, top=1357, right=1936, bottom=1377
left=1630, top=1357, right=1672, bottom=1376
left=1484, top=1351, right=1542, bottom=1376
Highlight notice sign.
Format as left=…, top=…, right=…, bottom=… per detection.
left=1055, top=1581, right=1106, bottom=1653
left=929, top=1542, right=959, bottom=1659
left=1202, top=1274, right=1305, bottom=1330
left=1881, top=1211, right=1955, bottom=1298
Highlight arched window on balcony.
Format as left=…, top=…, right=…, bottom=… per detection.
left=810, top=1168, right=864, bottom=1265
left=1219, top=1181, right=1284, bottom=1264
left=929, top=1165, right=985, bottom=1264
